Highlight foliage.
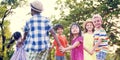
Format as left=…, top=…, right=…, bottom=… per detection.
left=0, top=5, right=7, bottom=18
left=0, top=0, right=27, bottom=60
left=1, top=0, right=27, bottom=8
left=52, top=0, right=120, bottom=60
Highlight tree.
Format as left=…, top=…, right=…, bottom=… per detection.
left=0, top=0, right=27, bottom=60
left=52, top=0, right=120, bottom=60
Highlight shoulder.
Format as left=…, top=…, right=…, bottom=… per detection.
left=98, top=28, right=107, bottom=35
left=41, top=16, right=50, bottom=21
left=31, top=15, right=50, bottom=21
left=100, top=28, right=106, bottom=32
left=77, top=36, right=83, bottom=40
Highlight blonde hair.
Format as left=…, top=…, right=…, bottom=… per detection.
left=92, top=14, right=102, bottom=20
left=83, top=20, right=94, bottom=33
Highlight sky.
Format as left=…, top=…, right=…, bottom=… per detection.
left=6, top=0, right=58, bottom=34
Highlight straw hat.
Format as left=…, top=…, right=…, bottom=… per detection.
left=30, top=0, right=43, bottom=12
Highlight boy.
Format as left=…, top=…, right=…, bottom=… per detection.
left=17, top=0, right=62, bottom=60
left=51, top=24, right=68, bottom=60
left=91, top=14, right=109, bottom=60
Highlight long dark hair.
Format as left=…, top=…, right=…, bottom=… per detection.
left=70, top=23, right=82, bottom=41
left=7, top=31, right=21, bottom=48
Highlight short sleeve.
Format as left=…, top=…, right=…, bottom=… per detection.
left=45, top=19, right=53, bottom=31
left=76, top=36, right=83, bottom=43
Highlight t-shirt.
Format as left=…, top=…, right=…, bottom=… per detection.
left=53, top=34, right=68, bottom=56
left=93, top=28, right=109, bottom=52
left=71, top=36, right=83, bottom=60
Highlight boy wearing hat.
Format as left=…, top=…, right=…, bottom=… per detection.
left=18, top=0, right=62, bottom=60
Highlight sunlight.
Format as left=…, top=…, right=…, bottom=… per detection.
left=6, top=0, right=58, bottom=34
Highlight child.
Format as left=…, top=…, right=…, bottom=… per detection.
left=83, top=20, right=96, bottom=60
left=91, top=14, right=109, bottom=60
left=7, top=32, right=26, bottom=60
left=51, top=24, right=68, bottom=60
left=60, top=23, right=83, bottom=60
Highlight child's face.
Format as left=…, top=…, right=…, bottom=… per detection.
left=71, top=25, right=80, bottom=34
left=56, top=28, right=63, bottom=35
left=92, top=18, right=102, bottom=28
left=86, top=22, right=94, bottom=31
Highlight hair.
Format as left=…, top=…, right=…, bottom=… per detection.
left=92, top=14, right=102, bottom=21
left=7, top=32, right=21, bottom=48
left=70, top=23, right=82, bottom=41
left=83, top=20, right=95, bottom=33
left=54, top=24, right=64, bottom=31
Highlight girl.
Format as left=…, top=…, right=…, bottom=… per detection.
left=7, top=32, right=26, bottom=60
left=83, top=20, right=96, bottom=60
left=60, top=23, right=84, bottom=60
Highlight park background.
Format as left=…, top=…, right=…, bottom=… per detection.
left=0, top=0, right=120, bottom=60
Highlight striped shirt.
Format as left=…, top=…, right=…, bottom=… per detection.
left=93, top=28, right=109, bottom=52
left=23, top=14, right=52, bottom=52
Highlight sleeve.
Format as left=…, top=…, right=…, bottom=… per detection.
left=24, top=21, right=30, bottom=32
left=45, top=18, right=53, bottom=31
left=76, top=36, right=83, bottom=43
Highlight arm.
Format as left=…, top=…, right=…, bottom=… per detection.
left=91, top=39, right=102, bottom=54
left=61, top=41, right=80, bottom=52
left=84, top=47, right=92, bottom=55
left=17, top=32, right=28, bottom=47
left=21, top=32, right=28, bottom=42
left=50, top=29, right=61, bottom=47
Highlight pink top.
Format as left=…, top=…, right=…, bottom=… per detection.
left=71, top=36, right=84, bottom=60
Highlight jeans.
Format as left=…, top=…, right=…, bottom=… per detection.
left=55, top=56, right=66, bottom=60
left=96, top=51, right=107, bottom=60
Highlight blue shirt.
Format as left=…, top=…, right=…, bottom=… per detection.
left=23, top=14, right=52, bottom=52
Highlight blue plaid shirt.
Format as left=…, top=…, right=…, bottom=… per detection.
left=23, top=14, right=52, bottom=52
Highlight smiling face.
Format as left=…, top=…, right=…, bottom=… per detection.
left=56, top=28, right=63, bottom=35
left=85, top=22, right=94, bottom=32
left=92, top=14, right=103, bottom=29
left=71, top=25, right=80, bottom=34
left=92, top=18, right=102, bottom=28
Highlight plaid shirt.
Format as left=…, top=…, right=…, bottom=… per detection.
left=23, top=14, right=52, bottom=52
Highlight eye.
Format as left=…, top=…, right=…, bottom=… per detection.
left=94, top=21, right=96, bottom=23
left=97, top=20, right=100, bottom=22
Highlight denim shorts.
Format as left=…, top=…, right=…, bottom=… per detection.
left=96, top=51, right=107, bottom=60
left=55, top=56, right=66, bottom=60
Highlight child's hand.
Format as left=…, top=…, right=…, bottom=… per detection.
left=89, top=50, right=94, bottom=55
left=59, top=46, right=66, bottom=53
left=84, top=47, right=94, bottom=55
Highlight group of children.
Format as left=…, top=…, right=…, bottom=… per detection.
left=9, top=14, right=109, bottom=60
left=51, top=14, right=109, bottom=60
